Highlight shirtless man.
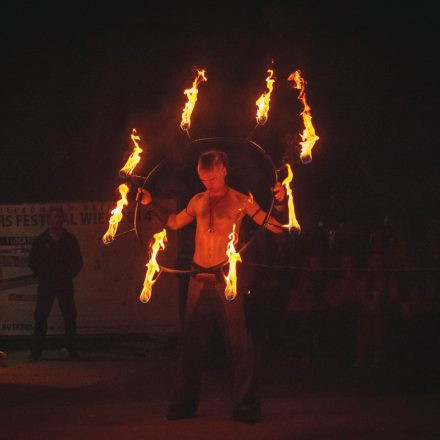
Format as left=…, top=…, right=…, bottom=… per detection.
left=138, top=149, right=286, bottom=423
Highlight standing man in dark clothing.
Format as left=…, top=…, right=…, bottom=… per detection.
left=28, top=208, right=83, bottom=362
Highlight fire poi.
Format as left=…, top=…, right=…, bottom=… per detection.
left=180, top=69, right=207, bottom=135
left=288, top=70, right=320, bottom=164
left=281, top=163, right=301, bottom=232
left=224, top=224, right=242, bottom=301
left=102, top=183, right=130, bottom=244
left=256, top=69, right=275, bottom=126
left=120, top=128, right=144, bottom=176
left=102, top=65, right=319, bottom=302
left=139, top=229, right=167, bottom=303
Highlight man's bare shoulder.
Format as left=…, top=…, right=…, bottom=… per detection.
left=229, top=188, right=250, bottom=201
left=189, top=191, right=207, bottom=205
left=228, top=188, right=262, bottom=216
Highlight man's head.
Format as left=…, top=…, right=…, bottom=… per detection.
left=197, top=149, right=228, bottom=191
left=48, top=208, right=65, bottom=229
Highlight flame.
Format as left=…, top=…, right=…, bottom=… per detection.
left=224, top=224, right=242, bottom=301
left=180, top=69, right=207, bottom=131
left=288, top=70, right=319, bottom=163
left=140, top=229, right=167, bottom=303
left=120, top=128, right=143, bottom=176
left=256, top=69, right=275, bottom=125
left=102, top=183, right=130, bottom=244
left=281, top=163, right=301, bottom=232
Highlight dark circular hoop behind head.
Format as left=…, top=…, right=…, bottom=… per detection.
left=134, top=137, right=278, bottom=275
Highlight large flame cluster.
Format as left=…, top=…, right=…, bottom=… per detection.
left=102, top=128, right=147, bottom=244
left=103, top=64, right=320, bottom=303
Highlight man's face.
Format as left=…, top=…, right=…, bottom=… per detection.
left=197, top=165, right=226, bottom=191
left=49, top=210, right=65, bottom=229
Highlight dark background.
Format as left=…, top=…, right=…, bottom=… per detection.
left=2, top=2, right=438, bottom=230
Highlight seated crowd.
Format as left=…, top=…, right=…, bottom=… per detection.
left=246, top=214, right=440, bottom=375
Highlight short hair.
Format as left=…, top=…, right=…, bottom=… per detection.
left=197, top=149, right=229, bottom=171
left=48, top=207, right=65, bottom=218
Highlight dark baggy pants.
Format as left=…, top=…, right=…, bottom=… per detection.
left=168, top=272, right=260, bottom=419
left=32, top=280, right=77, bottom=356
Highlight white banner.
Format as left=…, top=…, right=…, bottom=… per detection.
left=0, top=201, right=180, bottom=336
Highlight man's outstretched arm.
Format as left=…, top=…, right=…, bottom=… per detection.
left=137, top=188, right=195, bottom=231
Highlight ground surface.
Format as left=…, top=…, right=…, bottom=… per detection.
left=1, top=337, right=439, bottom=440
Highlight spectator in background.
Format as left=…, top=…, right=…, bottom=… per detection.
left=354, top=251, right=396, bottom=369
left=390, top=254, right=425, bottom=374
left=28, top=208, right=83, bottom=362
left=245, top=230, right=291, bottom=359
left=418, top=217, right=440, bottom=375
left=333, top=220, right=368, bottom=267
left=383, top=215, right=409, bottom=270
left=0, top=350, right=7, bottom=368
left=284, top=252, right=327, bottom=364
left=323, top=252, right=362, bottom=365
left=369, top=214, right=409, bottom=270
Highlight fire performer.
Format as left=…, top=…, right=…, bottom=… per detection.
left=138, top=149, right=287, bottom=423
left=28, top=208, right=83, bottom=362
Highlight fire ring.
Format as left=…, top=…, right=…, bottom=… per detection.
left=134, top=137, right=278, bottom=275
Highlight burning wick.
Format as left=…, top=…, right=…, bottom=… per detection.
left=288, top=70, right=319, bottom=164
left=224, top=224, right=242, bottom=301
left=281, top=163, right=301, bottom=232
left=120, top=128, right=143, bottom=176
left=140, top=229, right=167, bottom=303
left=180, top=69, right=207, bottom=132
left=256, top=69, right=275, bottom=125
left=102, top=183, right=130, bottom=244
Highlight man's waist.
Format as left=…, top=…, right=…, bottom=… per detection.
left=191, top=261, right=223, bottom=282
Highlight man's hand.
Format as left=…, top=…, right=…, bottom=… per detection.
left=137, top=188, right=152, bottom=205
left=272, top=182, right=286, bottom=204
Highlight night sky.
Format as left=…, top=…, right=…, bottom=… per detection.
left=2, top=3, right=438, bottom=229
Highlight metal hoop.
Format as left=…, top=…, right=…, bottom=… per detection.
left=134, top=137, right=279, bottom=275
